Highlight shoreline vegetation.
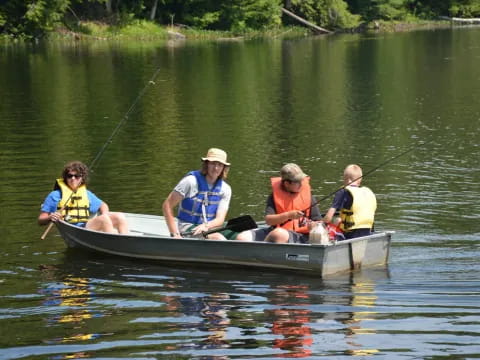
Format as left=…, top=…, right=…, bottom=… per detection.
left=1, top=18, right=476, bottom=43
left=1, top=0, right=480, bottom=43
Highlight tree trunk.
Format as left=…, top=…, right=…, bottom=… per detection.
left=281, top=8, right=332, bottom=34
left=150, top=0, right=159, bottom=21
left=106, top=0, right=112, bottom=15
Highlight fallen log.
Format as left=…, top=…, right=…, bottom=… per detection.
left=281, top=7, right=332, bottom=34
left=440, top=16, right=480, bottom=24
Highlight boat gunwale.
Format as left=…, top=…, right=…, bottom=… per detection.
left=55, top=218, right=394, bottom=248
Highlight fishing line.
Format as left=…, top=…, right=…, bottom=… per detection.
left=306, top=138, right=435, bottom=212
left=305, top=138, right=433, bottom=211
left=41, top=67, right=161, bottom=240
left=89, top=67, right=162, bottom=172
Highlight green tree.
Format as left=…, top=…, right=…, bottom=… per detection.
left=289, top=0, right=360, bottom=29
left=181, top=0, right=281, bottom=31
left=397, top=0, right=480, bottom=18
left=449, top=0, right=480, bottom=16
left=220, top=0, right=282, bottom=32
left=1, top=0, right=70, bottom=37
left=372, top=0, right=409, bottom=20
left=346, top=0, right=410, bottom=20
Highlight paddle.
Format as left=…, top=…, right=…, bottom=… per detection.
left=40, top=221, right=56, bottom=240
left=185, top=215, right=258, bottom=238
left=40, top=188, right=77, bottom=240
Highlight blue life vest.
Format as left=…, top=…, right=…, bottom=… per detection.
left=177, top=171, right=223, bottom=225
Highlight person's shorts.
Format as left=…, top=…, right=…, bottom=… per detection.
left=287, top=231, right=309, bottom=244
left=249, top=227, right=309, bottom=244
left=178, top=223, right=197, bottom=237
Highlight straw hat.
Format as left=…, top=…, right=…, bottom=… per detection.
left=202, top=148, right=230, bottom=166
left=280, top=163, right=307, bottom=182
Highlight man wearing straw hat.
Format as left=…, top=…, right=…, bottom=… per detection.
left=162, top=148, right=232, bottom=240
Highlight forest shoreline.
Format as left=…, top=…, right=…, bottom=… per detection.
left=1, top=18, right=476, bottom=44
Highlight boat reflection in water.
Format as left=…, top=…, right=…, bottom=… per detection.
left=36, top=251, right=390, bottom=359
left=39, top=266, right=102, bottom=359
left=147, top=276, right=233, bottom=354
left=342, top=272, right=383, bottom=356
left=168, top=291, right=231, bottom=350
left=266, top=284, right=313, bottom=358
left=262, top=269, right=390, bottom=358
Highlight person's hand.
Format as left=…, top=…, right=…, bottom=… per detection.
left=49, top=212, right=63, bottom=222
left=332, top=217, right=342, bottom=226
left=288, top=210, right=304, bottom=219
left=192, top=223, right=209, bottom=235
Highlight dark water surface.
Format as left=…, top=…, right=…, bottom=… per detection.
left=1, top=27, right=480, bottom=359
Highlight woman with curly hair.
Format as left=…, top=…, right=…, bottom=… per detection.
left=38, top=161, right=128, bottom=234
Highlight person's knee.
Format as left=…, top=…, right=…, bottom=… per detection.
left=109, top=212, right=128, bottom=234
left=92, top=214, right=110, bottom=225
left=110, top=212, right=126, bottom=223
left=87, top=214, right=113, bottom=231
left=207, top=232, right=226, bottom=240
left=266, top=228, right=288, bottom=243
left=236, top=230, right=253, bottom=241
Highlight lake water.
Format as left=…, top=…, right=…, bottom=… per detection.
left=1, top=27, right=480, bottom=359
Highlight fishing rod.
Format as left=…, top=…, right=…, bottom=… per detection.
left=305, top=138, right=435, bottom=213
left=41, top=68, right=162, bottom=240
left=88, top=69, right=161, bottom=173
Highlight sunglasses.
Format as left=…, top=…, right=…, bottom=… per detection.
left=66, top=173, right=82, bottom=179
left=286, top=180, right=301, bottom=185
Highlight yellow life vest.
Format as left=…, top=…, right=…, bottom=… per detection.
left=56, top=178, right=90, bottom=224
left=340, top=186, right=376, bottom=232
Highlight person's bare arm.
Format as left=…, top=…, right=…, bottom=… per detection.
left=323, top=207, right=337, bottom=223
left=38, top=211, right=62, bottom=225
left=162, top=191, right=183, bottom=238
left=265, top=210, right=303, bottom=226
left=204, top=208, right=227, bottom=230
left=98, top=202, right=110, bottom=215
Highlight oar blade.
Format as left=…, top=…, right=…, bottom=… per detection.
left=225, top=215, right=258, bottom=232
left=202, top=215, right=258, bottom=236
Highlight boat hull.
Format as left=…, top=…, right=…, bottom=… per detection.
left=56, top=213, right=392, bottom=276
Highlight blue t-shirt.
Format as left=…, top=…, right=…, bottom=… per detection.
left=330, top=188, right=353, bottom=210
left=41, top=189, right=103, bottom=226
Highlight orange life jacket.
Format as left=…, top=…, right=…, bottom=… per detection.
left=271, top=177, right=311, bottom=234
